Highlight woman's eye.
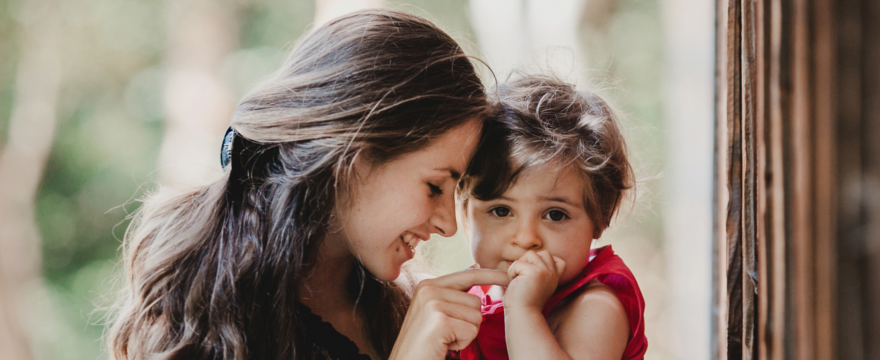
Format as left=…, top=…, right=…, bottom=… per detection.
left=544, top=210, right=569, bottom=222
left=428, top=183, right=444, bottom=196
left=489, top=207, right=511, bottom=217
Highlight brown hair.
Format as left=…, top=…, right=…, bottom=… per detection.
left=109, top=9, right=487, bottom=360
left=458, top=74, right=632, bottom=231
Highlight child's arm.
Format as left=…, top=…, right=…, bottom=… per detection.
left=503, top=251, right=629, bottom=360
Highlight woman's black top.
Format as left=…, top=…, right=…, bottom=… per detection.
left=297, top=302, right=460, bottom=360
left=296, top=303, right=373, bottom=360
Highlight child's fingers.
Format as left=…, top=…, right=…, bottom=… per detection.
left=535, top=250, right=557, bottom=274
left=507, top=257, right=532, bottom=280
left=518, top=250, right=546, bottom=268
left=510, top=251, right=553, bottom=279
left=553, top=256, right=566, bottom=277
left=508, top=259, right=520, bottom=279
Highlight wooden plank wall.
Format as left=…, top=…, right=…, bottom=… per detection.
left=715, top=0, right=880, bottom=358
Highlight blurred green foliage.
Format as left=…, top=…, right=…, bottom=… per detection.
left=0, top=0, right=663, bottom=359
left=591, top=0, right=666, bottom=243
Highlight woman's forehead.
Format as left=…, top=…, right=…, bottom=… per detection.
left=398, top=119, right=481, bottom=173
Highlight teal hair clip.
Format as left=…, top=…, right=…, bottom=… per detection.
left=221, top=126, right=235, bottom=169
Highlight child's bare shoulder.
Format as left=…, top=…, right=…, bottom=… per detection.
left=548, top=279, right=630, bottom=358
left=575, top=280, right=627, bottom=313
left=551, top=279, right=627, bottom=325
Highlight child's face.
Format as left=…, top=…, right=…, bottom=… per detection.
left=461, top=162, right=600, bottom=286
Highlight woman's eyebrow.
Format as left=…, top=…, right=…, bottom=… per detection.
left=434, top=167, right=461, bottom=180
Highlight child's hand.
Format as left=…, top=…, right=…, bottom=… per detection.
left=503, top=250, right=566, bottom=312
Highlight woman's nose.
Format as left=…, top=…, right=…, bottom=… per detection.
left=429, top=192, right=458, bottom=237
left=512, top=221, right=542, bottom=249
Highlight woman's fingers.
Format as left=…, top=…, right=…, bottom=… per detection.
left=445, top=317, right=480, bottom=351
left=391, top=269, right=499, bottom=358
left=424, top=299, right=483, bottom=326
left=413, top=283, right=482, bottom=309
left=424, top=268, right=510, bottom=291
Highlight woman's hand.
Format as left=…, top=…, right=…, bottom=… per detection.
left=389, top=268, right=510, bottom=360
left=503, top=250, right=566, bottom=312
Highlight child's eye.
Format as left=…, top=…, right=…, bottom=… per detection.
left=544, top=210, right=569, bottom=222
left=489, top=207, right=511, bottom=217
left=428, top=183, right=444, bottom=196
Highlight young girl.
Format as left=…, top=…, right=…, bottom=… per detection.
left=455, top=75, right=648, bottom=360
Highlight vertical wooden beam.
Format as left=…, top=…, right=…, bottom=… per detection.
left=766, top=0, right=788, bottom=358
left=753, top=0, right=774, bottom=357
left=788, top=0, right=816, bottom=358
left=717, top=0, right=880, bottom=357
left=860, top=0, right=880, bottom=355
left=810, top=0, right=837, bottom=358
left=740, top=0, right=759, bottom=357
left=725, top=0, right=744, bottom=358
left=714, top=0, right=731, bottom=358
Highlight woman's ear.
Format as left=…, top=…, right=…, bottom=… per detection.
left=592, top=227, right=604, bottom=240
left=333, top=147, right=368, bottom=211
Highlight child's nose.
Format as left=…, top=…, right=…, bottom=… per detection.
left=512, top=223, right=542, bottom=249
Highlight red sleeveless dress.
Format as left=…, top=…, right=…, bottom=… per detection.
left=455, top=245, right=647, bottom=360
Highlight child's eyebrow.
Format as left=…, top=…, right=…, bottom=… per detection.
left=540, top=195, right=580, bottom=206
left=495, top=195, right=516, bottom=202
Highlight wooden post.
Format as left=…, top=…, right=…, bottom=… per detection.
left=715, top=0, right=880, bottom=357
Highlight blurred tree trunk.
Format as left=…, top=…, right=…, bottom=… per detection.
left=314, top=0, right=383, bottom=27
left=0, top=2, right=62, bottom=360
left=159, top=0, right=238, bottom=188
left=469, top=0, right=599, bottom=84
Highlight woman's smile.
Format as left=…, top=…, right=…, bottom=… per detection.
left=399, top=232, right=425, bottom=259
left=332, top=119, right=482, bottom=281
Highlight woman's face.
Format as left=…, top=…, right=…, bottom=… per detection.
left=329, top=119, right=482, bottom=281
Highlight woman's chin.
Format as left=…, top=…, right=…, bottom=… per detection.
left=363, top=263, right=403, bottom=282
left=373, top=269, right=401, bottom=282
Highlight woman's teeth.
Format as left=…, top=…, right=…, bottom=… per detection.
left=401, top=233, right=419, bottom=251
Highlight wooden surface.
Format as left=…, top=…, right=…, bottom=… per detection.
left=724, top=0, right=744, bottom=358
left=739, top=0, right=758, bottom=356
left=713, top=0, right=880, bottom=358
left=714, top=0, right=730, bottom=358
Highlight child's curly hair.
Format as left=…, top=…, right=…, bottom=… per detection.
left=458, top=74, right=634, bottom=231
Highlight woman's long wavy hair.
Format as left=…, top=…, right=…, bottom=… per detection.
left=108, top=9, right=487, bottom=360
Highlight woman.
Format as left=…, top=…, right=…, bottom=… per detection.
left=108, top=9, right=509, bottom=360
